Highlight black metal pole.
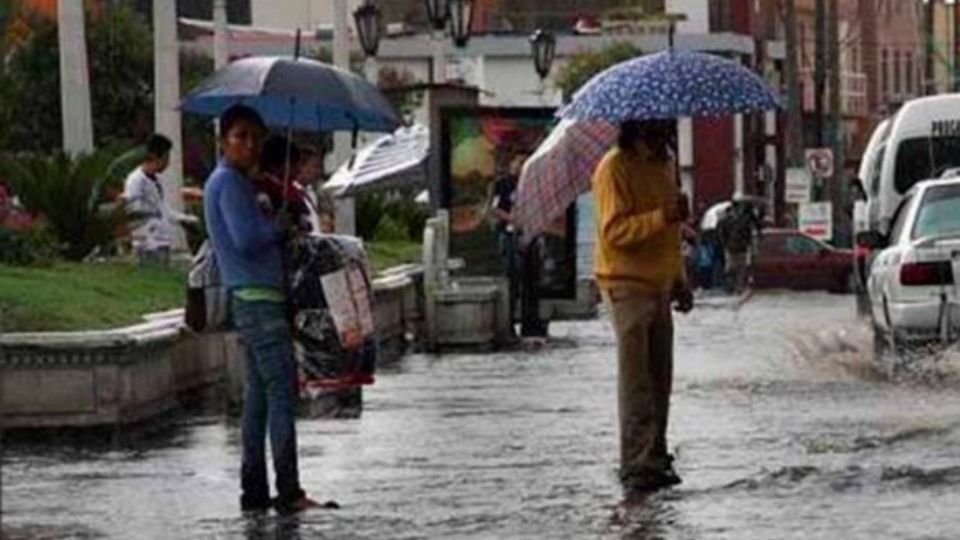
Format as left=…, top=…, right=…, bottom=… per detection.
left=294, top=28, right=302, bottom=60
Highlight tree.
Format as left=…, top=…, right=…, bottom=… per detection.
left=0, top=5, right=210, bottom=153
left=554, top=42, right=643, bottom=101
left=0, top=7, right=154, bottom=151
left=0, top=10, right=61, bottom=153
left=377, top=65, right=424, bottom=119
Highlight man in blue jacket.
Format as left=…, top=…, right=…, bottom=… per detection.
left=204, top=104, right=321, bottom=514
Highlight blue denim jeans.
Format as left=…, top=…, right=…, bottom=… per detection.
left=232, top=299, right=304, bottom=510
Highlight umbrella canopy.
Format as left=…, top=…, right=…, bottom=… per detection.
left=515, top=51, right=779, bottom=238
left=181, top=56, right=401, bottom=133
left=700, top=201, right=732, bottom=230
left=559, top=50, right=780, bottom=122
left=514, top=119, right=618, bottom=242
left=324, top=125, right=430, bottom=197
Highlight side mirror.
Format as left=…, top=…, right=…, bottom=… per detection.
left=857, top=230, right=887, bottom=250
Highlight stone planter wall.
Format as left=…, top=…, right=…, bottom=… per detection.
left=0, top=316, right=232, bottom=429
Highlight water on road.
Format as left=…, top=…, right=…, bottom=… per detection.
left=5, top=292, right=960, bottom=539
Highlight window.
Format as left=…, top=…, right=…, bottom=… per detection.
left=761, top=235, right=787, bottom=256
left=912, top=184, right=960, bottom=239
left=800, top=24, right=808, bottom=67
left=894, top=50, right=902, bottom=95
left=881, top=49, right=889, bottom=97
left=894, top=137, right=960, bottom=194
left=786, top=235, right=822, bottom=255
left=888, top=195, right=913, bottom=242
left=906, top=52, right=914, bottom=95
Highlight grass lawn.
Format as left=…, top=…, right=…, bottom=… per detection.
left=0, top=263, right=186, bottom=333
left=367, top=240, right=423, bottom=273
left=0, top=241, right=422, bottom=333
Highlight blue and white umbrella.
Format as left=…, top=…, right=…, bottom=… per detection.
left=181, top=56, right=401, bottom=133
left=559, top=50, right=780, bottom=122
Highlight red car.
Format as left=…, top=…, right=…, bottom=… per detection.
left=753, top=229, right=854, bottom=293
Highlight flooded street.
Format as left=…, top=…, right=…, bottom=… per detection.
left=5, top=292, right=960, bottom=539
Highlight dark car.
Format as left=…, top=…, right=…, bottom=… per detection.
left=753, top=229, right=853, bottom=293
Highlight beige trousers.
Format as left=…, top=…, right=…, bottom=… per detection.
left=605, top=287, right=674, bottom=478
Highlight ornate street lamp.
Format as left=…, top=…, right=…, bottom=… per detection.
left=449, top=0, right=475, bottom=48
left=353, top=2, right=382, bottom=57
left=424, top=0, right=450, bottom=31
left=530, top=29, right=556, bottom=80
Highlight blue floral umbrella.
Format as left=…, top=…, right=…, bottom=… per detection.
left=559, top=50, right=780, bottom=122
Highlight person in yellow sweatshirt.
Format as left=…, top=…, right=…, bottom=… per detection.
left=593, top=119, right=694, bottom=493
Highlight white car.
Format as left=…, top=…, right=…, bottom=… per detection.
left=867, top=178, right=960, bottom=353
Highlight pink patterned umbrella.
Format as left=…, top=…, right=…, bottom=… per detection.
left=514, top=119, right=618, bottom=242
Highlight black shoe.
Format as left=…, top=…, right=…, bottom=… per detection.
left=658, top=465, right=683, bottom=487
left=274, top=494, right=341, bottom=515
left=240, top=496, right=273, bottom=514
left=622, top=466, right=682, bottom=493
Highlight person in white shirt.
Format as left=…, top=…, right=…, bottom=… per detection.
left=122, top=134, right=196, bottom=266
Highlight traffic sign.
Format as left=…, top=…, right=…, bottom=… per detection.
left=785, top=167, right=812, bottom=204
left=799, top=202, right=833, bottom=241
left=805, top=148, right=834, bottom=179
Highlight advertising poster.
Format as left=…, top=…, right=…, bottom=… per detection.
left=440, top=108, right=575, bottom=297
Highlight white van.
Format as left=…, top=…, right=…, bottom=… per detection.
left=853, top=119, right=890, bottom=314
left=870, top=94, right=960, bottom=235
left=855, top=119, right=890, bottom=235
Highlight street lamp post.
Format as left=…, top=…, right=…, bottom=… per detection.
left=354, top=0, right=382, bottom=111
left=529, top=29, right=556, bottom=81
left=354, top=2, right=382, bottom=58
left=423, top=0, right=475, bottom=82
left=449, top=0, right=475, bottom=49
left=424, top=0, right=450, bottom=31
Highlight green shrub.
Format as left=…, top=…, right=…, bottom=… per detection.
left=0, top=224, right=61, bottom=266
left=384, top=196, right=430, bottom=242
left=355, top=192, right=386, bottom=241
left=373, top=214, right=408, bottom=242
left=554, top=42, right=643, bottom=101
left=0, top=146, right=141, bottom=261
left=356, top=190, right=429, bottom=242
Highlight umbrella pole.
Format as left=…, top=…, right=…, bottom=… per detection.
left=282, top=98, right=297, bottom=216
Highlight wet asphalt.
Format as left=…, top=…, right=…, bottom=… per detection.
left=4, top=292, right=960, bottom=539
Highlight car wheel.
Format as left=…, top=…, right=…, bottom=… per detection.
left=872, top=323, right=905, bottom=375
left=872, top=324, right=888, bottom=361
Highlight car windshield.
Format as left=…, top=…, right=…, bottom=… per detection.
left=912, top=184, right=960, bottom=239
left=894, top=136, right=960, bottom=194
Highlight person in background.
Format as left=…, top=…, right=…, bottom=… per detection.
left=492, top=153, right=525, bottom=333
left=520, top=215, right=566, bottom=343
left=203, top=105, right=323, bottom=515
left=718, top=199, right=762, bottom=295
left=257, top=136, right=313, bottom=233
left=298, top=145, right=332, bottom=234
left=593, top=119, right=693, bottom=494
left=122, top=133, right=197, bottom=266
